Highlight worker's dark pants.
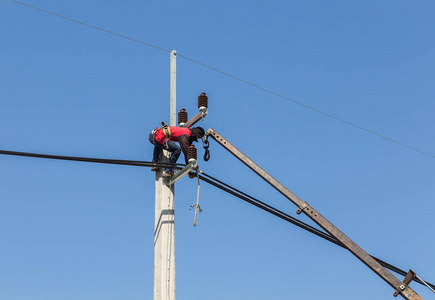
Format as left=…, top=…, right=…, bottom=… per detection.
left=149, top=133, right=181, bottom=172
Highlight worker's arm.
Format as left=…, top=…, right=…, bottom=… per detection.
left=177, top=134, right=192, bottom=165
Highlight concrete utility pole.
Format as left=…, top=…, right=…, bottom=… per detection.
left=154, top=50, right=176, bottom=300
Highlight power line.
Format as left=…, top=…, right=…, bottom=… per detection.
left=1, top=148, right=433, bottom=291
left=0, top=149, right=183, bottom=169
left=10, top=0, right=434, bottom=159
left=197, top=171, right=435, bottom=291
left=181, top=54, right=435, bottom=159
left=10, top=0, right=171, bottom=53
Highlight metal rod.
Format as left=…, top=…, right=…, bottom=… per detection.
left=169, top=160, right=197, bottom=185
left=183, top=111, right=204, bottom=128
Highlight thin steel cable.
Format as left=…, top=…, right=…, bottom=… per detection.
left=10, top=0, right=171, bottom=53
left=197, top=172, right=435, bottom=290
left=415, top=275, right=435, bottom=294
left=10, top=0, right=434, bottom=159
left=179, top=54, right=434, bottom=159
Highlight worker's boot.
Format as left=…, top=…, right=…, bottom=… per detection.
left=151, top=162, right=159, bottom=171
left=162, top=170, right=174, bottom=177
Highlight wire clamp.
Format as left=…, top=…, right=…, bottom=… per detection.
left=393, top=269, right=415, bottom=297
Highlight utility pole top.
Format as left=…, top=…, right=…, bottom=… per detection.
left=170, top=50, right=176, bottom=126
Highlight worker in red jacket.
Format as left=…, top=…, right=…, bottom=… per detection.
left=149, top=125, right=205, bottom=177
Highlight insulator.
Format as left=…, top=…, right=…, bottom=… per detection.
left=198, top=92, right=208, bottom=110
left=187, top=145, right=197, bottom=163
left=178, top=108, right=188, bottom=125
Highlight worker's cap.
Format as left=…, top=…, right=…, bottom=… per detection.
left=191, top=126, right=205, bottom=141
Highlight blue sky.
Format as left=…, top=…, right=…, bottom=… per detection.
left=1, top=1, right=434, bottom=299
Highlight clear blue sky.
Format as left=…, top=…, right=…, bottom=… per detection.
left=1, top=1, right=434, bottom=299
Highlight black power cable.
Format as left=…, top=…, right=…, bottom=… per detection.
left=198, top=171, right=338, bottom=243
left=0, top=149, right=184, bottom=169
left=197, top=171, right=435, bottom=291
left=0, top=149, right=433, bottom=290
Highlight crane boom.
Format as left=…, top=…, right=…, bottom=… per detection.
left=204, top=128, right=422, bottom=300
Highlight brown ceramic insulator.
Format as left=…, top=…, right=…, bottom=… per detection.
left=198, top=92, right=208, bottom=109
left=187, top=145, right=197, bottom=161
left=178, top=108, right=188, bottom=125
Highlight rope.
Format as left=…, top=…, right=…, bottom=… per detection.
left=189, top=172, right=202, bottom=226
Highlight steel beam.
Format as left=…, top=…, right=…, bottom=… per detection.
left=205, top=128, right=422, bottom=300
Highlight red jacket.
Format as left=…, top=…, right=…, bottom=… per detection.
left=154, top=126, right=193, bottom=164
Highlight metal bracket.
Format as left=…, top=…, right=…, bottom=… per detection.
left=169, top=159, right=197, bottom=185
left=296, top=202, right=308, bottom=214
left=183, top=111, right=206, bottom=128
left=199, top=107, right=208, bottom=120
left=394, top=270, right=416, bottom=297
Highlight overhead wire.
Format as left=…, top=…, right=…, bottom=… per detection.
left=9, top=0, right=434, bottom=159
left=0, top=148, right=434, bottom=291
left=197, top=171, right=435, bottom=291
left=5, top=0, right=435, bottom=290
left=198, top=171, right=336, bottom=243
left=10, top=0, right=171, bottom=54
left=178, top=54, right=434, bottom=159
left=0, top=149, right=183, bottom=169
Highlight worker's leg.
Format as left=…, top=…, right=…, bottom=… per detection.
left=164, top=141, right=181, bottom=171
left=149, top=133, right=162, bottom=162
left=159, top=142, right=180, bottom=177
left=152, top=145, right=162, bottom=163
left=149, top=133, right=180, bottom=174
left=149, top=133, right=163, bottom=171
